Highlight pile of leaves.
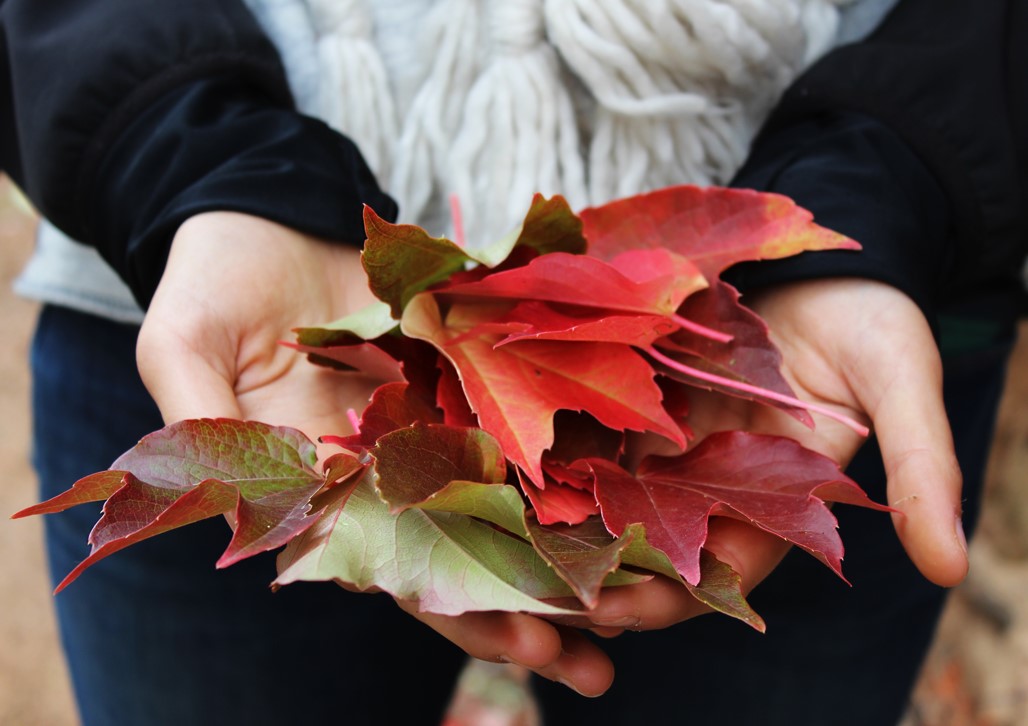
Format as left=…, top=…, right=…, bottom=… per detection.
left=16, top=185, right=886, bottom=631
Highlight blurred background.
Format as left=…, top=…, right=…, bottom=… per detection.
left=2, top=173, right=1025, bottom=725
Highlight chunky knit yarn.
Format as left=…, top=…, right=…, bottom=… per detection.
left=248, top=0, right=851, bottom=245
left=20, top=0, right=902, bottom=321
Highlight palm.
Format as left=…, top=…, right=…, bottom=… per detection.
left=575, top=277, right=966, bottom=636
left=138, top=211, right=379, bottom=445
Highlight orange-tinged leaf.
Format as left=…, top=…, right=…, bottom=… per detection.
left=522, top=477, right=600, bottom=525
left=402, top=294, right=684, bottom=486
left=12, top=470, right=127, bottom=518
left=442, top=249, right=706, bottom=316
left=580, top=185, right=859, bottom=280
left=436, top=357, right=478, bottom=427
left=470, top=301, right=679, bottom=348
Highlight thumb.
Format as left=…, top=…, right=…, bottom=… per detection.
left=871, top=353, right=967, bottom=587
left=137, top=316, right=243, bottom=424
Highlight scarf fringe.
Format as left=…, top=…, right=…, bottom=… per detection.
left=251, top=0, right=845, bottom=240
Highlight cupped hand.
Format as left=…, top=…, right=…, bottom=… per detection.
left=137, top=211, right=614, bottom=696
left=139, top=219, right=964, bottom=694
left=569, top=277, right=967, bottom=633
left=138, top=211, right=381, bottom=432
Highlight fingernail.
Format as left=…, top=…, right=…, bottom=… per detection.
left=557, top=678, right=591, bottom=697
left=954, top=516, right=968, bottom=555
left=592, top=615, right=639, bottom=628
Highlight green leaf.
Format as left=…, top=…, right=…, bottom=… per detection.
left=619, top=524, right=765, bottom=631
left=616, top=522, right=764, bottom=629
left=411, top=480, right=530, bottom=540
left=294, top=300, right=398, bottom=347
left=360, top=195, right=586, bottom=319
left=275, top=476, right=582, bottom=616
left=688, top=551, right=766, bottom=632
left=412, top=482, right=648, bottom=600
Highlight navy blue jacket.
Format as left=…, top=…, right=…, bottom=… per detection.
left=1, top=0, right=1025, bottom=321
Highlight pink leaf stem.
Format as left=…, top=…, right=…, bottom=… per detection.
left=346, top=408, right=362, bottom=435
left=670, top=313, right=733, bottom=344
left=449, top=193, right=466, bottom=249
left=645, top=346, right=870, bottom=437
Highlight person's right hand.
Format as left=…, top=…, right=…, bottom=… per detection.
left=137, top=211, right=617, bottom=697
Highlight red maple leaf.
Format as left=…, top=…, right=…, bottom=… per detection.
left=591, top=431, right=889, bottom=585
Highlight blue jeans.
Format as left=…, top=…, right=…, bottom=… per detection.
left=32, top=304, right=1014, bottom=725
left=32, top=306, right=467, bottom=726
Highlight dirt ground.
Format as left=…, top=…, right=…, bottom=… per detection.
left=0, top=178, right=77, bottom=723
left=1, top=174, right=1026, bottom=725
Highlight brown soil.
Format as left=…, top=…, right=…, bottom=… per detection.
left=0, top=177, right=77, bottom=723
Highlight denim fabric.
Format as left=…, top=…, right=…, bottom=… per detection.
left=31, top=303, right=1014, bottom=726
left=31, top=305, right=465, bottom=726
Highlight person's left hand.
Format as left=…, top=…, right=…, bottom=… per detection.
left=556, top=278, right=968, bottom=635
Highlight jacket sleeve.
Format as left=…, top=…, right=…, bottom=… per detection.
left=728, top=0, right=1027, bottom=324
left=0, top=0, right=395, bottom=307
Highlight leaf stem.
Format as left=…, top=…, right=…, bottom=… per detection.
left=670, top=314, right=733, bottom=344
left=645, top=346, right=870, bottom=437
left=346, top=408, right=362, bottom=435
left=449, top=193, right=466, bottom=249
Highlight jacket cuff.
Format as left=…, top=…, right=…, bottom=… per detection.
left=727, top=110, right=952, bottom=326
left=89, top=76, right=396, bottom=307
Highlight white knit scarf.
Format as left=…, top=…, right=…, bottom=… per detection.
left=24, top=0, right=905, bottom=324
left=246, top=0, right=852, bottom=246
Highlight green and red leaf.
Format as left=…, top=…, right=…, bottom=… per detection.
left=30, top=420, right=328, bottom=591
left=275, top=475, right=582, bottom=616
left=524, top=516, right=637, bottom=608
left=371, top=423, right=507, bottom=512
left=15, top=186, right=880, bottom=629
